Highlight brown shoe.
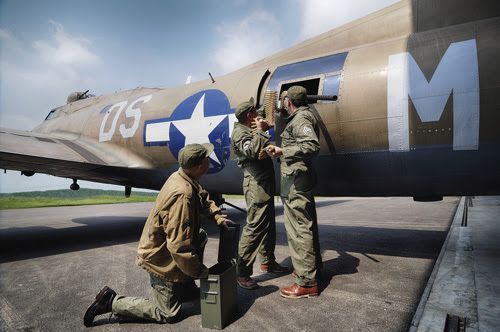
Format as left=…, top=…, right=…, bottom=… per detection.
left=280, top=283, right=318, bottom=299
left=237, top=277, right=259, bottom=290
left=260, top=261, right=290, bottom=274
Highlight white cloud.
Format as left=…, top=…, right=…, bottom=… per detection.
left=297, top=0, right=400, bottom=40
left=0, top=28, right=24, bottom=54
left=211, top=10, right=285, bottom=74
left=0, top=29, right=15, bottom=44
left=33, top=20, right=100, bottom=66
left=230, top=0, right=246, bottom=7
left=0, top=29, right=9, bottom=39
left=0, top=20, right=101, bottom=130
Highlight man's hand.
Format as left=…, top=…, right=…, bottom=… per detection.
left=258, top=148, right=269, bottom=160
left=218, top=215, right=237, bottom=230
left=251, top=117, right=273, bottom=131
left=265, top=144, right=283, bottom=158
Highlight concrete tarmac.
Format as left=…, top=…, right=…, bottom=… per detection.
left=0, top=197, right=459, bottom=331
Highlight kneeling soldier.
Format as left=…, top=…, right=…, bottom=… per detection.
left=84, top=143, right=234, bottom=326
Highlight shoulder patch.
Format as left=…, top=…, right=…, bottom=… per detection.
left=243, top=141, right=251, bottom=150
left=303, top=126, right=313, bottom=134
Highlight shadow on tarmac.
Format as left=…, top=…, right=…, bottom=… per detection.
left=0, top=216, right=146, bottom=263
left=233, top=285, right=279, bottom=323
left=221, top=199, right=351, bottom=218
left=0, top=218, right=447, bottom=264
left=320, top=250, right=360, bottom=293
left=0, top=197, right=446, bottom=263
left=251, top=250, right=360, bottom=290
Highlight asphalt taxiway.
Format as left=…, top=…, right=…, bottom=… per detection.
left=0, top=197, right=459, bottom=331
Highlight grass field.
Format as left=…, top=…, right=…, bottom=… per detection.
left=0, top=189, right=158, bottom=210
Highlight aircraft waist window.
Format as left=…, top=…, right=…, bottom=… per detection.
left=323, top=74, right=341, bottom=98
left=267, top=52, right=347, bottom=91
left=281, top=78, right=320, bottom=96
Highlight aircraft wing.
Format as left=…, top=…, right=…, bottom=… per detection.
left=0, top=128, right=160, bottom=189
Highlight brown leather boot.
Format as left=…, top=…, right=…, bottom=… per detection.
left=83, top=286, right=116, bottom=327
left=237, top=277, right=259, bottom=290
left=280, top=283, right=318, bottom=299
left=260, top=261, right=290, bottom=273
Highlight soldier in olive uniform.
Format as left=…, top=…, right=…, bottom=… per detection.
left=232, top=98, right=288, bottom=290
left=267, top=86, right=322, bottom=298
left=83, top=143, right=234, bottom=326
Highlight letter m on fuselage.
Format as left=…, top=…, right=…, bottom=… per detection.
left=387, top=39, right=479, bottom=151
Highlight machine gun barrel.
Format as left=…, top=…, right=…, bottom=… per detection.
left=307, top=94, right=338, bottom=102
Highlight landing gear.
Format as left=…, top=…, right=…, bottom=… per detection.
left=70, top=178, right=80, bottom=191
left=125, top=186, right=131, bottom=198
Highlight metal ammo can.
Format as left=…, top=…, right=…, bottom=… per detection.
left=200, top=223, right=240, bottom=329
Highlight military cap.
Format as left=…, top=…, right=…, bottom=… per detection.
left=287, top=85, right=307, bottom=102
left=178, top=143, right=214, bottom=169
left=235, top=97, right=255, bottom=118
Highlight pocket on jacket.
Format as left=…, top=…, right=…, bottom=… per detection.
left=294, top=170, right=315, bottom=192
left=245, top=175, right=271, bottom=204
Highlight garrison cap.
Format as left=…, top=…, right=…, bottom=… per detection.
left=235, top=97, right=255, bottom=118
left=287, top=86, right=307, bottom=102
left=178, top=143, right=214, bottom=169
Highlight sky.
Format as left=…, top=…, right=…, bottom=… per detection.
left=0, top=0, right=399, bottom=193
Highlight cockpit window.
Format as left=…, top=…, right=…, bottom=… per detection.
left=45, top=110, right=55, bottom=120
left=45, top=108, right=60, bottom=120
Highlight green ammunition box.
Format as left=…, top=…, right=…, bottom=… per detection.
left=200, top=224, right=240, bottom=329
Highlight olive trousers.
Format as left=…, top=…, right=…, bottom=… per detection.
left=237, top=174, right=276, bottom=277
left=112, top=230, right=207, bottom=322
left=282, top=184, right=322, bottom=286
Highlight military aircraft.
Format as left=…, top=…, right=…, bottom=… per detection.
left=1, top=0, right=499, bottom=201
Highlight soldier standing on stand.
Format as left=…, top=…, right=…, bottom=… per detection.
left=267, top=86, right=322, bottom=298
left=232, top=98, right=289, bottom=290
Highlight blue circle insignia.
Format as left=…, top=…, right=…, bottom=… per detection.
left=167, top=89, right=232, bottom=174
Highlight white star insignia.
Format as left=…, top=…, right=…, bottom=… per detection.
left=171, top=94, right=227, bottom=164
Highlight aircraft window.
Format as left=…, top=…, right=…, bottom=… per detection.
left=45, top=110, right=57, bottom=120
left=281, top=78, right=320, bottom=96
left=44, top=107, right=63, bottom=120
left=267, top=52, right=347, bottom=91
left=323, top=74, right=340, bottom=100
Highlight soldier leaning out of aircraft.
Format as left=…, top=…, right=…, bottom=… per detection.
left=231, top=99, right=289, bottom=290
left=83, top=143, right=235, bottom=326
left=267, top=86, right=323, bottom=299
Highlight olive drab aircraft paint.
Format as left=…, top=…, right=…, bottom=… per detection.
left=1, top=0, right=499, bottom=199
